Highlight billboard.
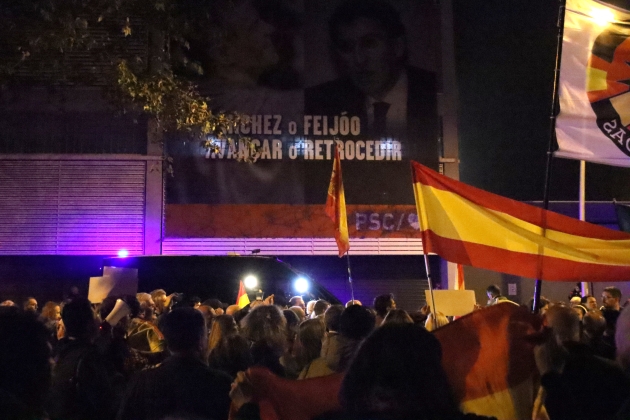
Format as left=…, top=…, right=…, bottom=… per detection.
left=166, top=0, right=443, bottom=240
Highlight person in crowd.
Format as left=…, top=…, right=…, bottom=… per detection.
left=127, top=293, right=165, bottom=355
left=0, top=300, right=16, bottom=306
left=345, top=299, right=362, bottom=307
left=373, top=293, right=396, bottom=326
left=240, top=304, right=287, bottom=376
left=48, top=297, right=116, bottom=420
left=301, top=304, right=345, bottom=377
left=425, top=311, right=449, bottom=331
left=383, top=308, right=414, bottom=325
left=602, top=286, right=622, bottom=312
left=581, top=309, right=615, bottom=360
left=601, top=286, right=623, bottom=350
left=41, top=300, right=61, bottom=345
left=336, top=304, right=376, bottom=372
left=97, top=296, right=149, bottom=380
left=306, top=300, right=317, bottom=317
left=581, top=294, right=598, bottom=311
left=150, top=289, right=169, bottom=316
left=289, top=305, right=306, bottom=322
left=571, top=304, right=587, bottom=321
left=527, top=296, right=550, bottom=315
left=311, top=299, right=330, bottom=319
left=0, top=307, right=51, bottom=420
left=207, top=315, right=253, bottom=379
left=535, top=305, right=630, bottom=420
left=296, top=318, right=328, bottom=379
left=205, top=298, right=226, bottom=316
left=226, top=304, right=242, bottom=316
left=23, top=296, right=38, bottom=313
left=117, top=307, right=232, bottom=420
left=197, top=304, right=216, bottom=328
left=486, top=285, right=510, bottom=306
left=280, top=309, right=301, bottom=378
left=339, top=323, right=494, bottom=420
left=289, top=296, right=305, bottom=311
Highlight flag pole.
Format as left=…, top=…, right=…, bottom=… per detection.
left=534, top=0, right=567, bottom=314
left=423, top=254, right=437, bottom=318
left=345, top=250, right=355, bottom=302
left=579, top=160, right=590, bottom=296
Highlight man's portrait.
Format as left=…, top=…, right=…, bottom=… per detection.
left=305, top=0, right=439, bottom=167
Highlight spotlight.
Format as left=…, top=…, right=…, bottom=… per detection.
left=244, top=275, right=258, bottom=290
left=294, top=277, right=309, bottom=294
left=117, top=249, right=129, bottom=258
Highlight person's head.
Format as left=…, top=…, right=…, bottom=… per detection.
left=602, top=287, right=622, bottom=310
left=208, top=314, right=238, bottom=351
left=0, top=300, right=16, bottom=307
left=324, top=304, right=344, bottom=332
left=546, top=305, right=580, bottom=344
left=486, top=284, right=501, bottom=300
left=581, top=295, right=598, bottom=310
left=313, top=300, right=331, bottom=318
left=240, top=304, right=287, bottom=350
left=136, top=293, right=156, bottom=321
left=61, top=297, right=97, bottom=341
left=572, top=304, right=587, bottom=321
left=340, top=323, right=459, bottom=419
left=345, top=299, right=362, bottom=307
left=296, top=318, right=326, bottom=366
left=225, top=304, right=241, bottom=316
left=373, top=293, right=396, bottom=318
left=41, top=301, right=61, bottom=321
left=382, top=308, right=413, bottom=325
left=289, top=296, right=305, bottom=310
left=328, top=0, right=406, bottom=98
left=583, top=309, right=606, bottom=339
left=160, top=307, right=208, bottom=357
left=424, top=312, right=449, bottom=332
left=289, top=306, right=306, bottom=322
left=23, top=297, right=38, bottom=313
left=150, top=289, right=167, bottom=313
left=339, top=304, right=375, bottom=341
left=283, top=309, right=300, bottom=338
left=0, top=307, right=51, bottom=417
left=306, top=300, right=317, bottom=316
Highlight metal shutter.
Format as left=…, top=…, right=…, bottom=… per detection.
left=0, top=160, right=146, bottom=255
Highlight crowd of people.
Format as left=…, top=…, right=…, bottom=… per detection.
left=2, top=284, right=630, bottom=420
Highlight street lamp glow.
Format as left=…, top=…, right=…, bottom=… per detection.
left=244, top=275, right=258, bottom=289
left=294, top=277, right=309, bottom=294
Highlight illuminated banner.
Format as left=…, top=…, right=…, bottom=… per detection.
left=166, top=0, right=441, bottom=239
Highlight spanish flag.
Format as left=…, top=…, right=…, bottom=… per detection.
left=412, top=161, right=630, bottom=281
left=237, top=281, right=250, bottom=309
left=325, top=145, right=350, bottom=257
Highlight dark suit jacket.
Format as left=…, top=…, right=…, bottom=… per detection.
left=305, top=66, right=438, bottom=168
left=117, top=355, right=232, bottom=420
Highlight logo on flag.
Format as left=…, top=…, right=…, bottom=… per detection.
left=587, top=23, right=630, bottom=157
left=555, top=0, right=630, bottom=166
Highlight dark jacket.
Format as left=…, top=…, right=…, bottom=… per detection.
left=48, top=338, right=116, bottom=420
left=542, top=342, right=630, bottom=420
left=116, top=354, right=232, bottom=420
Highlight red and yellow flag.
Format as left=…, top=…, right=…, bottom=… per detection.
left=325, top=146, right=350, bottom=257
left=236, top=281, right=250, bottom=309
left=412, top=161, right=630, bottom=281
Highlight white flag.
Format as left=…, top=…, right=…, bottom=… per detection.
left=556, top=0, right=630, bottom=166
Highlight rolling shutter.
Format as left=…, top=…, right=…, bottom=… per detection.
left=0, top=159, right=146, bottom=255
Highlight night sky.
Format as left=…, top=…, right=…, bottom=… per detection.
left=453, top=0, right=630, bottom=202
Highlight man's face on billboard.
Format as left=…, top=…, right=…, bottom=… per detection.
left=333, top=17, right=404, bottom=98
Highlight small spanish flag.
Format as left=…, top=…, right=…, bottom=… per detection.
left=325, top=145, right=350, bottom=257
left=237, top=281, right=250, bottom=309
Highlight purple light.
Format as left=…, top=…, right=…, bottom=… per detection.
left=117, top=249, right=129, bottom=258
